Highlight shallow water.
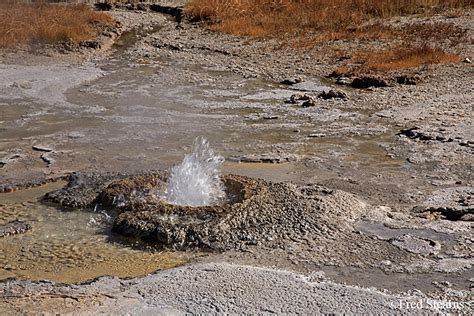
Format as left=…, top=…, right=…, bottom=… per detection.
left=0, top=182, right=190, bottom=283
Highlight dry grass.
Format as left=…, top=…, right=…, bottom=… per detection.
left=186, top=0, right=472, bottom=38
left=338, top=45, right=461, bottom=74
left=280, top=19, right=467, bottom=55
left=186, top=0, right=471, bottom=72
left=0, top=2, right=113, bottom=48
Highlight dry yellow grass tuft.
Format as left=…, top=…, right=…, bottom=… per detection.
left=0, top=2, right=113, bottom=48
left=357, top=46, right=460, bottom=73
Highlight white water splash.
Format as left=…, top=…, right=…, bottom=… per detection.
left=162, top=137, right=225, bottom=207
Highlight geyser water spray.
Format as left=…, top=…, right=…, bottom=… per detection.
left=162, top=137, right=225, bottom=207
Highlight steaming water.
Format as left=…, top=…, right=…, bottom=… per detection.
left=162, top=137, right=225, bottom=206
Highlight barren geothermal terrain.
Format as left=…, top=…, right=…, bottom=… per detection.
left=0, top=0, right=473, bottom=314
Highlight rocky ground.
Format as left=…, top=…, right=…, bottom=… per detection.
left=0, top=1, right=472, bottom=314
left=2, top=262, right=459, bottom=315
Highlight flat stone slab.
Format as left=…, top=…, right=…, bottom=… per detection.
left=233, top=153, right=298, bottom=163
left=390, top=234, right=441, bottom=255
left=32, top=145, right=54, bottom=152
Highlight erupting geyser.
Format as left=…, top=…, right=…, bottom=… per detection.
left=161, top=137, right=226, bottom=207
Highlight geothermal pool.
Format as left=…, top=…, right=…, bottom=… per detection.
left=0, top=27, right=407, bottom=284
left=0, top=181, right=191, bottom=283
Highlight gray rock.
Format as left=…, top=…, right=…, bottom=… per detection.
left=351, top=76, right=388, bottom=89
left=280, top=78, right=302, bottom=85
left=318, top=89, right=348, bottom=100
left=80, top=40, right=101, bottom=49
left=308, top=133, right=326, bottom=138
left=262, top=115, right=278, bottom=120
left=0, top=220, right=31, bottom=237
left=95, top=3, right=112, bottom=11
left=41, top=153, right=56, bottom=166
left=396, top=75, right=419, bottom=85
left=418, top=187, right=473, bottom=221
left=136, top=3, right=149, bottom=11
left=335, top=77, right=351, bottom=85
left=286, top=93, right=313, bottom=104
left=237, top=153, right=298, bottom=163
left=302, top=99, right=317, bottom=107
left=0, top=153, right=22, bottom=168
left=460, top=214, right=474, bottom=221
left=68, top=132, right=86, bottom=139
left=11, top=81, right=32, bottom=89
left=390, top=234, right=441, bottom=255
left=32, top=145, right=54, bottom=152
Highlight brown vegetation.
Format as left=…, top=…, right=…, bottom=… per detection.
left=335, top=46, right=461, bottom=74
left=186, top=0, right=472, bottom=72
left=363, top=46, right=461, bottom=71
left=185, top=0, right=472, bottom=38
left=0, top=2, right=113, bottom=48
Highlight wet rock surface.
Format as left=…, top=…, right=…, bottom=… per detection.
left=46, top=172, right=367, bottom=251
left=43, top=172, right=131, bottom=208
left=350, top=76, right=389, bottom=89
left=397, top=126, right=473, bottom=146
left=0, top=221, right=31, bottom=238
left=318, top=89, right=348, bottom=100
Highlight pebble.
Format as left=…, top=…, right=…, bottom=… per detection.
left=308, top=133, right=326, bottom=138
left=68, top=132, right=86, bottom=139
left=41, top=154, right=56, bottom=166
left=301, top=100, right=316, bottom=107
left=335, top=77, right=351, bottom=85
left=280, top=78, right=302, bottom=85
left=32, top=145, right=54, bottom=152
